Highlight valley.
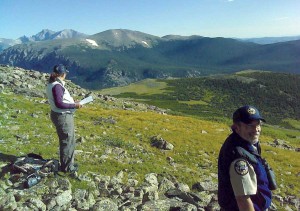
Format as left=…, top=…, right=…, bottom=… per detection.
left=101, top=71, right=300, bottom=127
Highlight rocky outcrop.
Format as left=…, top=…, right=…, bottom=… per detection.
left=1, top=168, right=298, bottom=210
left=268, top=139, right=300, bottom=152
left=150, top=135, right=174, bottom=150
left=0, top=65, right=168, bottom=115
left=0, top=170, right=220, bottom=210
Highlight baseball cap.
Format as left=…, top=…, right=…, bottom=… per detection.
left=53, top=64, right=69, bottom=74
left=233, top=105, right=266, bottom=124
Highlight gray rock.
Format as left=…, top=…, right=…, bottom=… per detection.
left=56, top=177, right=72, bottom=190
left=194, top=191, right=214, bottom=207
left=177, top=182, right=191, bottom=192
left=0, top=192, right=18, bottom=210
left=55, top=190, right=72, bottom=207
left=206, top=200, right=220, bottom=211
left=144, top=173, right=159, bottom=187
left=150, top=135, right=174, bottom=150
left=165, top=142, right=174, bottom=150
left=142, top=190, right=159, bottom=203
left=111, top=170, right=124, bottom=185
left=73, top=189, right=96, bottom=210
left=139, top=199, right=174, bottom=211
left=140, top=199, right=198, bottom=211
left=192, top=180, right=218, bottom=192
left=26, top=198, right=47, bottom=211
left=158, top=177, right=176, bottom=193
left=166, top=189, right=200, bottom=208
left=127, top=179, right=139, bottom=187
left=92, top=199, right=118, bottom=211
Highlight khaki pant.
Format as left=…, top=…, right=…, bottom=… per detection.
left=51, top=111, right=76, bottom=172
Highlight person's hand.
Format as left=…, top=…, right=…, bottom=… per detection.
left=75, top=103, right=82, bottom=109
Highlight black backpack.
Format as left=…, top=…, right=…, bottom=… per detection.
left=11, top=153, right=60, bottom=188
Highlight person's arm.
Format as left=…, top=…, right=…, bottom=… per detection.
left=229, top=159, right=257, bottom=211
left=236, top=195, right=255, bottom=211
left=52, top=84, right=81, bottom=109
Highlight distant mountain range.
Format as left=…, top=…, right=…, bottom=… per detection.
left=1, top=29, right=299, bottom=51
left=0, top=29, right=299, bottom=89
left=242, top=35, right=300, bottom=44
left=0, top=29, right=88, bottom=51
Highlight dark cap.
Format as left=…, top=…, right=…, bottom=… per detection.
left=53, top=64, right=69, bottom=74
left=233, top=105, right=265, bottom=124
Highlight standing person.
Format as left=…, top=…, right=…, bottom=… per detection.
left=46, top=64, right=82, bottom=174
left=218, top=105, right=273, bottom=211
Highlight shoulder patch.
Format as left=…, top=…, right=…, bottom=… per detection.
left=234, top=159, right=249, bottom=176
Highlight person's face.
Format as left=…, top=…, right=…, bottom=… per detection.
left=60, top=73, right=67, bottom=80
left=235, top=120, right=262, bottom=144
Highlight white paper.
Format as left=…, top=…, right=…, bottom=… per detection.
left=80, top=96, right=93, bottom=105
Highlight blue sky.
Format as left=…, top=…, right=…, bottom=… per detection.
left=1, top=0, right=300, bottom=39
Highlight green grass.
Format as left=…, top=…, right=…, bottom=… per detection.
left=100, top=78, right=171, bottom=95
left=178, top=100, right=209, bottom=105
left=282, top=119, right=300, bottom=130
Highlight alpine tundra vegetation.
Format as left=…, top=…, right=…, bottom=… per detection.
left=0, top=66, right=299, bottom=210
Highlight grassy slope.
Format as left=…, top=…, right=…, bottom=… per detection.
left=98, top=76, right=300, bottom=196
left=1, top=83, right=299, bottom=204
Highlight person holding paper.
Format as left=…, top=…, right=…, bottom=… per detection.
left=46, top=64, right=82, bottom=175
left=80, top=95, right=93, bottom=105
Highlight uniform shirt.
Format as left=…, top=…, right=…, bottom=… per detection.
left=230, top=158, right=257, bottom=196
left=218, top=132, right=272, bottom=211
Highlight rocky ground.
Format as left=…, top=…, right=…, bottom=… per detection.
left=0, top=168, right=220, bottom=210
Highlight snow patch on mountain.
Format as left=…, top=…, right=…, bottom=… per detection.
left=86, top=39, right=99, bottom=46
left=142, top=41, right=149, bottom=46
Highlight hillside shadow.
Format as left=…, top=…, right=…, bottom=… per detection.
left=0, top=153, right=18, bottom=178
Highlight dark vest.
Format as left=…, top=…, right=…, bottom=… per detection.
left=218, top=132, right=272, bottom=211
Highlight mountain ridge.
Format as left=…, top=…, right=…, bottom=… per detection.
left=1, top=28, right=300, bottom=51
left=242, top=35, right=300, bottom=44
left=1, top=29, right=299, bottom=89
left=23, top=29, right=88, bottom=41
left=0, top=29, right=88, bottom=50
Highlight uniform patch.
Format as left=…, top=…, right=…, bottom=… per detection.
left=234, top=159, right=249, bottom=175
left=248, top=107, right=256, bottom=115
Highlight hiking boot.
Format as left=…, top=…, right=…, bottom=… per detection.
left=61, top=163, right=79, bottom=173
left=69, top=163, right=78, bottom=173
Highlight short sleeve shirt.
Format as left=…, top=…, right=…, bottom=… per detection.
left=229, top=158, right=257, bottom=196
